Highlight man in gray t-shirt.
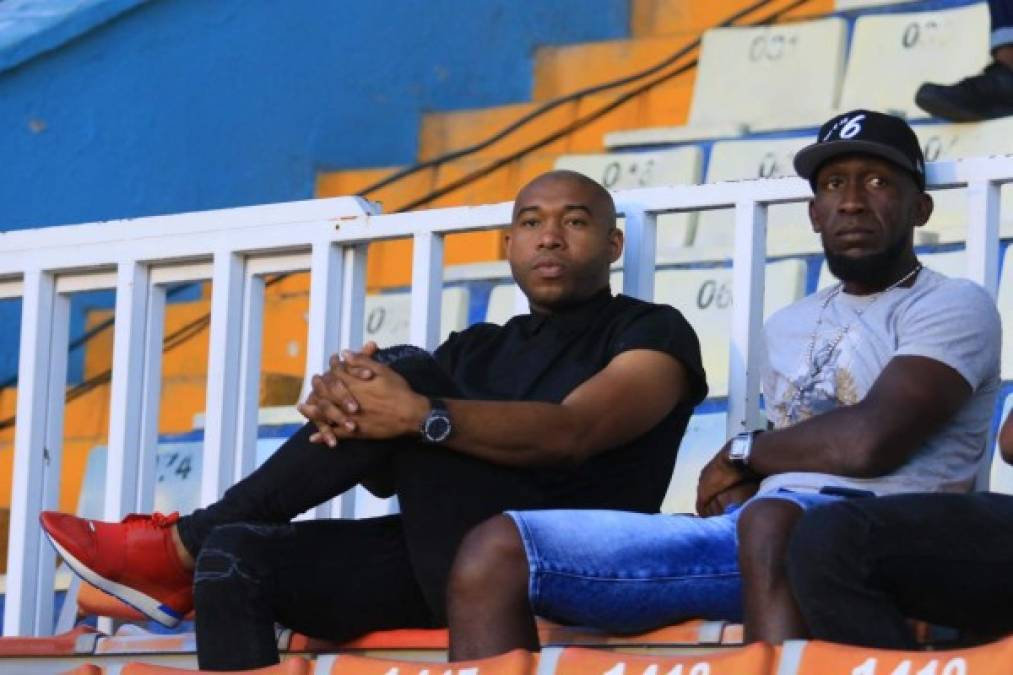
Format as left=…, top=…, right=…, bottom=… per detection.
left=445, top=110, right=1002, bottom=661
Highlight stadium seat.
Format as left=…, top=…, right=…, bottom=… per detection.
left=554, top=148, right=703, bottom=256
left=118, top=658, right=311, bottom=674
left=538, top=618, right=727, bottom=648
left=778, top=634, right=1013, bottom=675
left=696, top=136, right=814, bottom=257
left=606, top=18, right=847, bottom=147
left=540, top=642, right=773, bottom=675
left=94, top=625, right=197, bottom=655
left=364, top=287, right=470, bottom=346
left=697, top=135, right=940, bottom=258
left=656, top=259, right=808, bottom=397
left=817, top=249, right=967, bottom=291
left=839, top=3, right=990, bottom=119
left=59, top=666, right=103, bottom=675
left=690, top=18, right=846, bottom=132
left=911, top=118, right=1013, bottom=242
left=313, top=648, right=533, bottom=674
left=0, top=624, right=102, bottom=657
left=661, top=412, right=727, bottom=515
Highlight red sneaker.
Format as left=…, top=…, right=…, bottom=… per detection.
left=39, top=511, right=193, bottom=627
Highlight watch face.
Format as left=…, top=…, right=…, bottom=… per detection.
left=424, top=413, right=452, bottom=443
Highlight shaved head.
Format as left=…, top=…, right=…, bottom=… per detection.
left=513, top=170, right=617, bottom=229
left=506, top=170, right=623, bottom=314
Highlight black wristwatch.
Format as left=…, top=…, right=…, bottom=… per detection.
left=419, top=398, right=453, bottom=443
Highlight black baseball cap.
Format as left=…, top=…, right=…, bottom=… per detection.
left=793, top=109, right=926, bottom=191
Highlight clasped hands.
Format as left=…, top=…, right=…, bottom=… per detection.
left=695, top=440, right=760, bottom=517
left=296, top=342, right=430, bottom=447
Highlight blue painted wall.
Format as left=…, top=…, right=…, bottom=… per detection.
left=0, top=0, right=629, bottom=382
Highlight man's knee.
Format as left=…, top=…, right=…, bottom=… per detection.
left=194, top=522, right=291, bottom=593
left=737, top=499, right=805, bottom=579
left=786, top=502, right=868, bottom=593
left=448, top=515, right=529, bottom=601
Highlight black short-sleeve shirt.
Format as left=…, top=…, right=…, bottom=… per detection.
left=433, top=288, right=707, bottom=514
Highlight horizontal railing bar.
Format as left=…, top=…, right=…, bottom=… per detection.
left=54, top=270, right=119, bottom=294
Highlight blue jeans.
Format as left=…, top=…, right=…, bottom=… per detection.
left=505, top=490, right=844, bottom=632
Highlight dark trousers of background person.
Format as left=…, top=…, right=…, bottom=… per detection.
left=991, top=0, right=1013, bottom=51
left=787, top=492, right=1013, bottom=649
left=177, top=347, right=543, bottom=670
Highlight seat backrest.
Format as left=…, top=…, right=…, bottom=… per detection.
left=655, top=259, right=807, bottom=397
left=912, top=118, right=1013, bottom=243
left=691, top=18, right=846, bottom=130
left=555, top=148, right=703, bottom=256
left=315, top=648, right=534, bottom=675
left=839, top=3, right=989, bottom=119
left=364, top=287, right=470, bottom=347
left=779, top=635, right=1013, bottom=675
left=539, top=643, right=772, bottom=675
left=698, top=136, right=816, bottom=257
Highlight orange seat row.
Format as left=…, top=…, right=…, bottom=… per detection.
left=43, top=636, right=1013, bottom=674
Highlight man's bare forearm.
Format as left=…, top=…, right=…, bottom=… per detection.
left=434, top=399, right=601, bottom=468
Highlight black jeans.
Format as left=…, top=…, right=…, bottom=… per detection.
left=787, top=492, right=1013, bottom=649
left=180, top=347, right=541, bottom=670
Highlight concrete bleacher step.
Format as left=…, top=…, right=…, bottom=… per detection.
left=630, top=0, right=834, bottom=37
left=607, top=16, right=847, bottom=147
left=531, top=34, right=699, bottom=103
left=840, top=2, right=990, bottom=120
left=317, top=162, right=506, bottom=289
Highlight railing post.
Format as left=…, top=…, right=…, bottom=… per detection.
left=727, top=199, right=767, bottom=438
left=135, top=284, right=167, bottom=513
left=965, top=178, right=1000, bottom=299
left=234, top=273, right=265, bottom=483
left=105, top=260, right=153, bottom=521
left=201, top=251, right=245, bottom=506
left=621, top=206, right=657, bottom=301
left=4, top=269, right=66, bottom=636
left=410, top=231, right=444, bottom=350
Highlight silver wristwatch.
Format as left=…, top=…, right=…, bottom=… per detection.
left=728, top=431, right=760, bottom=469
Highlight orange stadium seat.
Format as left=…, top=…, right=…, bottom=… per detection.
left=0, top=623, right=102, bottom=656
left=779, top=634, right=1013, bottom=675
left=313, top=649, right=533, bottom=674
left=59, top=666, right=103, bottom=675
left=541, top=642, right=773, bottom=675
left=120, top=656, right=311, bottom=674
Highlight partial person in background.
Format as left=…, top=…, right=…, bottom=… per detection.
left=783, top=411, right=1013, bottom=649
left=916, top=0, right=1013, bottom=120
left=39, top=170, right=707, bottom=671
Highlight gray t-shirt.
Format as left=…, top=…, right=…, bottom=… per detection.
left=758, top=267, right=1001, bottom=496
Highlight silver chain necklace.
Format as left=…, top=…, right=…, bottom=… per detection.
left=786, top=263, right=923, bottom=421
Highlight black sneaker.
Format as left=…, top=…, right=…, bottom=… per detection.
left=915, top=62, right=1013, bottom=121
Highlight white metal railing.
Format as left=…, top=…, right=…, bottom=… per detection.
left=1, top=156, right=1011, bottom=636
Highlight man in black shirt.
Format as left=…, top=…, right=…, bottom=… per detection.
left=40, top=170, right=707, bottom=671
